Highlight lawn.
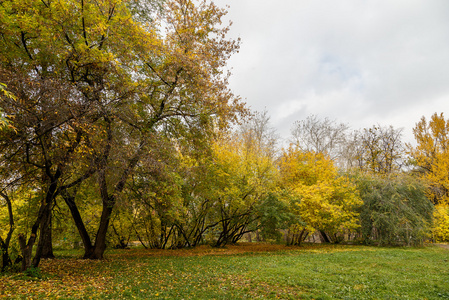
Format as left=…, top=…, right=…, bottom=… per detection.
left=1, top=243, right=448, bottom=299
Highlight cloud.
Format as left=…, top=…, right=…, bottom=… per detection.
left=216, top=0, right=449, bottom=143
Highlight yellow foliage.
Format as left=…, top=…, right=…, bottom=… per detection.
left=279, top=147, right=362, bottom=235
left=210, top=136, right=277, bottom=208
left=433, top=204, right=449, bottom=243
left=409, top=113, right=449, bottom=204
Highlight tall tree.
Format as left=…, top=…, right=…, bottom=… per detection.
left=290, top=115, right=349, bottom=163
left=355, top=173, right=433, bottom=246
left=353, top=125, right=404, bottom=175
left=279, top=148, right=362, bottom=244
left=408, top=113, right=449, bottom=204
left=0, top=0, right=243, bottom=265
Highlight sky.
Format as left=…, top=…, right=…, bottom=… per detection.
left=214, top=0, right=449, bottom=144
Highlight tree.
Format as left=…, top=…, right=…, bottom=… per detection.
left=208, top=134, right=277, bottom=247
left=279, top=148, right=362, bottom=244
left=355, top=173, right=433, bottom=246
left=290, top=115, right=349, bottom=164
left=408, top=113, right=449, bottom=204
left=168, top=112, right=279, bottom=248
left=240, top=110, right=279, bottom=160
left=353, top=125, right=404, bottom=174
left=0, top=0, right=243, bottom=267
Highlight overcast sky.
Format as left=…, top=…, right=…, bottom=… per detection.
left=214, top=0, right=449, bottom=144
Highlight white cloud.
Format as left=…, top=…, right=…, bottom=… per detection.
left=216, top=0, right=449, bottom=144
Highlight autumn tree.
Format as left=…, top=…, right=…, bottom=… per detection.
left=122, top=134, right=184, bottom=249
left=165, top=112, right=279, bottom=248
left=408, top=113, right=449, bottom=204
left=0, top=82, right=19, bottom=270
left=279, top=148, right=362, bottom=244
left=407, top=113, right=449, bottom=242
left=209, top=133, right=278, bottom=247
left=352, top=125, right=405, bottom=174
left=0, top=0, right=243, bottom=268
left=290, top=115, right=349, bottom=165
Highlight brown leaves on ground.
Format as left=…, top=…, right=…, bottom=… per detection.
left=0, top=243, right=326, bottom=299
left=107, top=242, right=304, bottom=259
left=0, top=258, right=112, bottom=299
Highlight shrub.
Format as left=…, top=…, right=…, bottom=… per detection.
left=356, top=174, right=433, bottom=246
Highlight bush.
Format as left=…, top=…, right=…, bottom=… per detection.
left=356, top=174, right=433, bottom=246
left=256, top=194, right=295, bottom=243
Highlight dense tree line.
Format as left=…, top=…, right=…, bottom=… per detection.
left=0, top=0, right=448, bottom=275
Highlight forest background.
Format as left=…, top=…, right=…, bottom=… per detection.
left=0, top=0, right=449, bottom=275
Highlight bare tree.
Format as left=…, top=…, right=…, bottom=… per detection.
left=239, top=110, right=280, bottom=160
left=352, top=125, right=405, bottom=174
left=289, top=115, right=349, bottom=163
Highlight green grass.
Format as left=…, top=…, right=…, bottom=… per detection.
left=2, top=244, right=449, bottom=299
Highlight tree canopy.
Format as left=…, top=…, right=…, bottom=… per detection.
left=0, top=0, right=244, bottom=269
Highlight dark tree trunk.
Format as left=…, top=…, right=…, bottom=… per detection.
left=19, top=194, right=52, bottom=271
left=31, top=175, right=60, bottom=269
left=319, top=230, right=331, bottom=243
left=85, top=132, right=145, bottom=259
left=19, top=200, right=47, bottom=271
left=0, top=238, right=12, bottom=271
left=63, top=192, right=94, bottom=258
left=87, top=198, right=114, bottom=259
left=18, top=234, right=34, bottom=271
left=0, top=192, right=14, bottom=271
left=31, top=202, right=53, bottom=268
left=36, top=207, right=55, bottom=259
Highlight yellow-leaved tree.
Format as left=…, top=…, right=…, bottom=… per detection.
left=409, top=113, right=449, bottom=204
left=279, top=147, right=362, bottom=244
left=433, top=205, right=449, bottom=242
left=409, top=112, right=449, bottom=242
left=206, top=131, right=278, bottom=247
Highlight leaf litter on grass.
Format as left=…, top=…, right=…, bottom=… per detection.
left=0, top=258, right=113, bottom=299
left=2, top=243, right=446, bottom=299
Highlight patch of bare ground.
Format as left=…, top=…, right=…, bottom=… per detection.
left=435, top=243, right=449, bottom=249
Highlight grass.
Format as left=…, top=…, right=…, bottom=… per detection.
left=1, top=243, right=449, bottom=299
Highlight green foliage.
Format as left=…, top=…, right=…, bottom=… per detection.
left=0, top=0, right=244, bottom=264
left=256, top=194, right=294, bottom=242
left=355, top=174, right=434, bottom=246
left=24, top=266, right=42, bottom=279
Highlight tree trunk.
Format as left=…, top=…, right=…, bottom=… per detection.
left=0, top=192, right=14, bottom=271
left=83, top=127, right=145, bottom=259
left=88, top=202, right=114, bottom=259
left=32, top=202, right=53, bottom=268
left=63, top=193, right=94, bottom=258
left=319, top=230, right=331, bottom=243
left=0, top=238, right=11, bottom=271
left=35, top=207, right=55, bottom=260
left=18, top=233, right=35, bottom=271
